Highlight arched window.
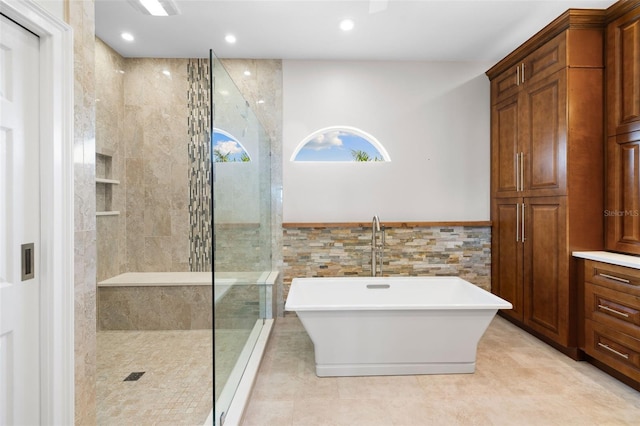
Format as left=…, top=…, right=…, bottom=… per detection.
left=291, top=126, right=390, bottom=162
left=212, top=128, right=250, bottom=162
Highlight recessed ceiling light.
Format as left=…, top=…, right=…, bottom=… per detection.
left=244, top=70, right=251, bottom=76
left=225, top=34, right=237, bottom=44
left=121, top=32, right=135, bottom=42
left=162, top=70, right=171, bottom=76
left=340, top=19, right=355, bottom=32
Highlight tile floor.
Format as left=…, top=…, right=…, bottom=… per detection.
left=215, top=329, right=252, bottom=401
left=96, top=329, right=213, bottom=425
left=242, top=315, right=640, bottom=425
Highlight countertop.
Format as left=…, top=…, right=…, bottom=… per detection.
left=572, top=251, right=640, bottom=270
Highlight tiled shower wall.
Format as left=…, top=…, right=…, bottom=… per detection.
left=122, top=57, right=191, bottom=273
left=96, top=42, right=198, bottom=279
left=282, top=225, right=491, bottom=303
left=187, top=59, right=212, bottom=271
left=95, top=54, right=282, bottom=279
left=95, top=39, right=126, bottom=282
left=70, top=1, right=97, bottom=423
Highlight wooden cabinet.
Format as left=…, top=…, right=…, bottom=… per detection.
left=606, top=5, right=640, bottom=137
left=487, top=10, right=605, bottom=355
left=492, top=196, right=570, bottom=344
left=491, top=32, right=567, bottom=105
left=581, top=260, right=640, bottom=389
left=525, top=198, right=569, bottom=343
left=491, top=198, right=524, bottom=321
left=491, top=69, right=567, bottom=198
left=605, top=2, right=640, bottom=254
left=606, top=130, right=640, bottom=253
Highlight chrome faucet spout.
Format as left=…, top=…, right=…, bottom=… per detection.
left=371, top=216, right=384, bottom=277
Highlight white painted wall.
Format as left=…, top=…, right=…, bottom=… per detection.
left=283, top=60, right=492, bottom=223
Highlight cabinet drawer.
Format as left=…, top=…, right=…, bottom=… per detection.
left=585, top=282, right=640, bottom=335
left=585, top=260, right=640, bottom=293
left=584, top=319, right=640, bottom=382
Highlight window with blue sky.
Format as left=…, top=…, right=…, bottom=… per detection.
left=212, top=128, right=250, bottom=162
left=291, top=126, right=390, bottom=162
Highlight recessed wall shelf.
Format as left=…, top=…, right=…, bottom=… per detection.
left=96, top=152, right=119, bottom=217
left=96, top=178, right=120, bottom=185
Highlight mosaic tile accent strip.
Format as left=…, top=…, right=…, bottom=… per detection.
left=187, top=59, right=212, bottom=272
left=282, top=225, right=491, bottom=302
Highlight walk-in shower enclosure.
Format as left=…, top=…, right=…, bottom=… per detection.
left=94, top=43, right=274, bottom=425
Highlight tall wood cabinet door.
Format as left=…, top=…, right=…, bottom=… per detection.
left=523, top=196, right=569, bottom=345
left=606, top=130, right=640, bottom=254
left=491, top=197, right=524, bottom=322
left=491, top=94, right=521, bottom=198
left=607, top=7, right=640, bottom=136
left=521, top=70, right=567, bottom=196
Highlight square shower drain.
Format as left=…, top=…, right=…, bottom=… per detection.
left=123, top=372, right=145, bottom=381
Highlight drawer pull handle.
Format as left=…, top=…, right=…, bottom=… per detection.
left=597, top=343, right=630, bottom=359
left=598, top=273, right=630, bottom=284
left=598, top=304, right=630, bottom=318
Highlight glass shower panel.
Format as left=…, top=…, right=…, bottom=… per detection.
left=212, top=52, right=272, bottom=425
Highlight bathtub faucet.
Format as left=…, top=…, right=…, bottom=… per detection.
left=371, top=215, right=385, bottom=276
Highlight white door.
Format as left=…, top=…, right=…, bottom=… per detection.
left=0, top=14, right=41, bottom=426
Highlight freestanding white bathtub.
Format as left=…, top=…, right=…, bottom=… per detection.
left=285, top=276, right=512, bottom=377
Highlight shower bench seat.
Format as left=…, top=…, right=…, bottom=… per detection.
left=97, top=271, right=277, bottom=330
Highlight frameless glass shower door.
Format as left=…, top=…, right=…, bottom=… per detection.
left=210, top=51, right=273, bottom=425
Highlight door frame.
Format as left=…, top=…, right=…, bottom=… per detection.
left=0, top=1, right=74, bottom=424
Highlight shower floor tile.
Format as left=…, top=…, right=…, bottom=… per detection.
left=243, top=315, right=640, bottom=426
left=97, top=329, right=213, bottom=426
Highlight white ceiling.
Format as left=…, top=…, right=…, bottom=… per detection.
left=95, top=0, right=617, bottom=61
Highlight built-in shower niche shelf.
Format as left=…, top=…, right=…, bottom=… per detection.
left=96, top=152, right=120, bottom=217
left=96, top=177, right=120, bottom=185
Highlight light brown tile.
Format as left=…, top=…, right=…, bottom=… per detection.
left=97, top=330, right=212, bottom=425
left=242, top=400, right=294, bottom=426
left=241, top=316, right=640, bottom=426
